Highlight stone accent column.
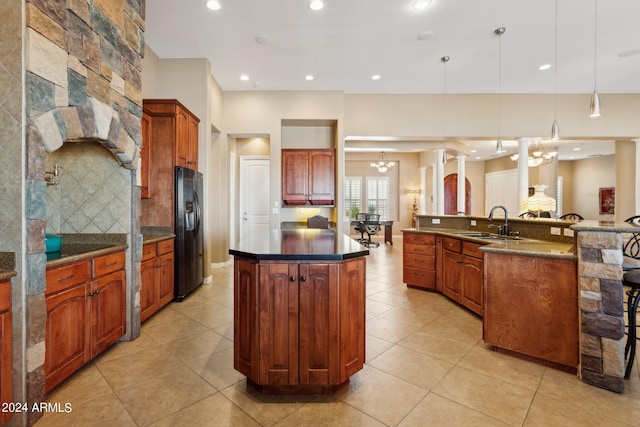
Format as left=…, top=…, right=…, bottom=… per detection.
left=577, top=231, right=625, bottom=393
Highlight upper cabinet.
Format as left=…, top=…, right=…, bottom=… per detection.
left=143, top=99, right=200, bottom=171
left=282, top=149, right=335, bottom=206
left=141, top=99, right=200, bottom=228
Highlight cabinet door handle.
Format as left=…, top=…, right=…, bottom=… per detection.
left=105, top=261, right=118, bottom=267
left=87, top=291, right=93, bottom=297
left=94, top=289, right=100, bottom=295
left=156, top=263, right=163, bottom=268
left=300, top=276, right=307, bottom=282
left=57, top=274, right=74, bottom=282
left=290, top=276, right=296, bottom=282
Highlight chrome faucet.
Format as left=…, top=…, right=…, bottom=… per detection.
left=488, top=205, right=509, bottom=236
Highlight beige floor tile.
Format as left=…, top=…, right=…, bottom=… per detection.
left=398, top=393, right=510, bottom=427
left=148, top=393, right=260, bottom=427
left=180, top=302, right=234, bottom=329
left=95, top=330, right=162, bottom=364
left=366, top=317, right=422, bottom=343
left=432, top=366, right=535, bottom=426
left=379, top=304, right=443, bottom=328
left=96, top=346, right=183, bottom=390
left=185, top=347, right=246, bottom=391
left=163, top=329, right=233, bottom=367
left=367, top=345, right=454, bottom=390
left=535, top=368, right=640, bottom=426
left=115, top=366, right=216, bottom=426
left=44, top=364, right=114, bottom=407
left=458, top=342, right=545, bottom=391
left=365, top=334, right=395, bottom=362
left=37, top=394, right=136, bottom=427
left=336, top=365, right=427, bottom=426
left=399, top=329, right=476, bottom=363
left=367, top=290, right=412, bottom=307
left=365, top=298, right=395, bottom=317
left=141, top=305, right=191, bottom=329
left=275, top=401, right=386, bottom=427
left=214, top=322, right=235, bottom=341
left=170, top=293, right=220, bottom=314
left=143, top=312, right=210, bottom=344
left=220, top=380, right=311, bottom=426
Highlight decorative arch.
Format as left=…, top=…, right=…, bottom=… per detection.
left=32, top=98, right=140, bottom=169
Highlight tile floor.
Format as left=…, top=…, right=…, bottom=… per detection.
left=37, top=237, right=640, bottom=426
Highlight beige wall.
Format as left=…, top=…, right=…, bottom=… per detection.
left=572, top=155, right=616, bottom=221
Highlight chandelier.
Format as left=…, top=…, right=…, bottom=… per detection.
left=371, top=151, right=395, bottom=173
left=510, top=139, right=557, bottom=167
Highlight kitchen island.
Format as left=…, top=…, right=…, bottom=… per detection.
left=230, top=229, right=368, bottom=394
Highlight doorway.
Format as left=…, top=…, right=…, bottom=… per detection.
left=444, top=173, right=471, bottom=215
left=239, top=157, right=270, bottom=242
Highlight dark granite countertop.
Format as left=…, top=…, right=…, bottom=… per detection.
left=230, top=229, right=369, bottom=261
left=0, top=252, right=16, bottom=281
left=143, top=234, right=175, bottom=244
left=46, top=234, right=128, bottom=268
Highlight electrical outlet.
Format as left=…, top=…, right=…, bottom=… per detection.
left=470, top=220, right=477, bottom=226
left=550, top=227, right=561, bottom=236
left=432, top=218, right=441, bottom=224
left=563, top=228, right=574, bottom=237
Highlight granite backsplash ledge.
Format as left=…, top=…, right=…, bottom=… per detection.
left=0, top=252, right=15, bottom=271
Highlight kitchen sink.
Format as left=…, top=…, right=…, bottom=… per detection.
left=452, top=231, right=521, bottom=241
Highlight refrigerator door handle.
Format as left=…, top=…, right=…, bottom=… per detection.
left=193, top=190, right=201, bottom=236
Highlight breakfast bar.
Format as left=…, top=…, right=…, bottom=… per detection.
left=230, top=229, right=368, bottom=394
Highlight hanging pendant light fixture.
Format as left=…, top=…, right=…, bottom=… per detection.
left=551, top=0, right=560, bottom=140
left=370, top=151, right=395, bottom=173
left=441, top=56, right=450, bottom=136
left=495, top=27, right=506, bottom=153
left=590, top=0, right=601, bottom=117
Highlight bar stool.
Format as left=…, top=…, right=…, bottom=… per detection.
left=622, top=270, right=640, bottom=378
left=622, top=215, right=640, bottom=378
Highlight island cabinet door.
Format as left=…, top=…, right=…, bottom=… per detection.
left=258, top=263, right=300, bottom=385
left=298, top=263, right=339, bottom=385
left=442, top=249, right=462, bottom=302
left=339, top=257, right=366, bottom=380
left=234, top=258, right=258, bottom=378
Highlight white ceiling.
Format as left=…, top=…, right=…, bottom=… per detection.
left=144, top=0, right=637, bottom=160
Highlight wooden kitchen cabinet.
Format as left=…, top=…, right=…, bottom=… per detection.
left=403, top=232, right=436, bottom=290
left=140, top=238, right=175, bottom=322
left=0, top=279, right=12, bottom=426
left=45, top=251, right=126, bottom=392
left=234, top=257, right=365, bottom=393
left=141, top=108, right=152, bottom=199
left=441, top=237, right=484, bottom=315
left=484, top=252, right=578, bottom=370
left=141, top=99, right=200, bottom=229
left=282, top=149, right=335, bottom=206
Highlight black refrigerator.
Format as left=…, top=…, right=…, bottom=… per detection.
left=175, top=166, right=204, bottom=301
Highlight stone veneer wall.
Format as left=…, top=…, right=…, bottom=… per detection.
left=577, top=231, right=625, bottom=393
left=1, top=0, right=27, bottom=422
left=23, top=0, right=145, bottom=424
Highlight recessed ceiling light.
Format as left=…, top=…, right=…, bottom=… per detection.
left=309, top=1, right=324, bottom=11
left=206, top=0, right=221, bottom=11
left=371, top=74, right=381, bottom=81
left=416, top=31, right=435, bottom=41
left=572, top=147, right=581, bottom=151
left=240, top=74, right=249, bottom=81
left=412, top=0, right=432, bottom=10
left=255, top=35, right=270, bottom=45
left=305, top=75, right=315, bottom=81
left=618, top=48, right=640, bottom=58
left=470, top=149, right=477, bottom=153
left=538, top=64, right=551, bottom=71
left=475, top=156, right=482, bottom=160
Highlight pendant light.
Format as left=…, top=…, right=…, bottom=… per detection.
left=551, top=0, right=560, bottom=140
left=590, top=0, right=601, bottom=117
left=495, top=27, right=506, bottom=153
left=441, top=56, right=449, bottom=136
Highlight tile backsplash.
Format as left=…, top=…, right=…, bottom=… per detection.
left=46, top=142, right=132, bottom=234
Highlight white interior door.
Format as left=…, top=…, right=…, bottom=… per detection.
left=485, top=169, right=519, bottom=217
left=240, top=157, right=270, bottom=241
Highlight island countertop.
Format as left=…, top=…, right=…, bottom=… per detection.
left=229, top=229, right=369, bottom=261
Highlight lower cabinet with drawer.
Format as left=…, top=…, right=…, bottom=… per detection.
left=0, top=279, right=12, bottom=426
left=403, top=232, right=436, bottom=290
left=45, top=251, right=126, bottom=393
left=140, top=238, right=175, bottom=322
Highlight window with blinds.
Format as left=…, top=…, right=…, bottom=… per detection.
left=366, top=176, right=389, bottom=219
left=344, top=177, right=362, bottom=219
